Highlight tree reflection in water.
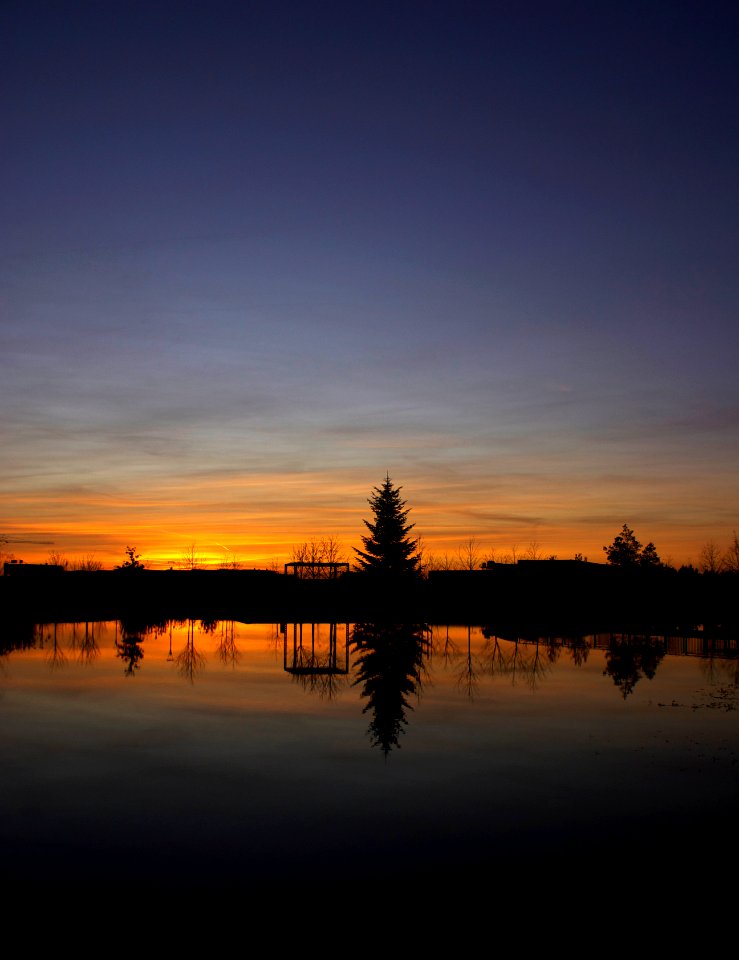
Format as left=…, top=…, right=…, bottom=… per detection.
left=480, top=633, right=513, bottom=680
left=115, top=633, right=144, bottom=676
left=516, top=640, right=551, bottom=691
left=216, top=620, right=239, bottom=667
left=480, top=631, right=596, bottom=686
left=42, top=622, right=67, bottom=671
left=175, top=619, right=206, bottom=683
left=435, top=625, right=459, bottom=667
left=434, top=626, right=538, bottom=699
left=75, top=621, right=99, bottom=665
left=351, top=623, right=430, bottom=756
left=544, top=636, right=561, bottom=665
left=569, top=637, right=590, bottom=667
left=603, top=634, right=667, bottom=698
left=116, top=616, right=161, bottom=676
left=435, top=625, right=482, bottom=700
left=292, top=664, right=346, bottom=700
left=699, top=651, right=739, bottom=688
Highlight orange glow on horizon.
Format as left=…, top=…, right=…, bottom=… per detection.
left=2, top=463, right=735, bottom=570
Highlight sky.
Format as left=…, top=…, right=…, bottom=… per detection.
left=2, top=0, right=738, bottom=568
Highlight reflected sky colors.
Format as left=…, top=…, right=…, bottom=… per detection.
left=2, top=2, right=738, bottom=566
left=2, top=621, right=737, bottom=890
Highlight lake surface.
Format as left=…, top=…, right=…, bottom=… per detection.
left=1, top=620, right=737, bottom=897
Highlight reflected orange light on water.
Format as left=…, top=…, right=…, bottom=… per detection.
left=7, top=621, right=729, bottom=711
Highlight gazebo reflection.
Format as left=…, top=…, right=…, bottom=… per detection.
left=281, top=623, right=350, bottom=698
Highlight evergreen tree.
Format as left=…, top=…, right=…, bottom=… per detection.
left=639, top=541, right=661, bottom=567
left=603, top=524, right=642, bottom=565
left=355, top=475, right=420, bottom=575
left=603, top=524, right=661, bottom=567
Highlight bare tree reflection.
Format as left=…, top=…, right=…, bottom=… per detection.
left=480, top=631, right=592, bottom=687
left=699, top=654, right=738, bottom=688
left=268, top=623, right=285, bottom=658
left=544, top=636, right=561, bottom=665
left=480, top=633, right=514, bottom=680
left=77, top=621, right=99, bottom=665
left=432, top=625, right=459, bottom=667
left=456, top=625, right=481, bottom=700
left=43, top=623, right=67, bottom=671
left=524, top=640, right=551, bottom=690
left=216, top=620, right=240, bottom=667
left=174, top=619, right=206, bottom=683
left=504, top=638, right=551, bottom=691
left=293, top=665, right=347, bottom=700
left=352, top=623, right=430, bottom=756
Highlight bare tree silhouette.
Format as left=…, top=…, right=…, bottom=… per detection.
left=458, top=538, right=482, bottom=571
left=179, top=543, right=203, bottom=570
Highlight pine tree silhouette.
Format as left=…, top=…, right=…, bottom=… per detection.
left=355, top=475, right=420, bottom=575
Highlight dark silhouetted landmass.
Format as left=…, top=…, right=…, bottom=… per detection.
left=2, top=561, right=737, bottom=639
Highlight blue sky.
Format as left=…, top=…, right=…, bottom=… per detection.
left=2, top=1, right=738, bottom=566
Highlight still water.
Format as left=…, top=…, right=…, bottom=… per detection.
left=1, top=620, right=737, bottom=894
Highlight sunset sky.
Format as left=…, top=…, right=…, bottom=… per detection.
left=2, top=1, right=738, bottom=568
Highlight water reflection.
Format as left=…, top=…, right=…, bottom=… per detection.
left=603, top=634, right=667, bottom=698
left=282, top=623, right=350, bottom=700
left=477, top=629, right=672, bottom=697
left=0, top=619, right=736, bottom=713
left=352, top=623, right=430, bottom=755
left=45, top=622, right=67, bottom=671
left=700, top=654, right=739, bottom=688
left=115, top=631, right=144, bottom=676
left=477, top=630, right=554, bottom=690
left=433, top=624, right=481, bottom=700
left=569, top=636, right=590, bottom=667
left=76, top=621, right=100, bottom=665
left=175, top=619, right=207, bottom=683
left=216, top=620, right=239, bottom=667
left=1, top=616, right=736, bottom=895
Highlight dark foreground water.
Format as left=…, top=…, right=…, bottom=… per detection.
left=1, top=621, right=737, bottom=897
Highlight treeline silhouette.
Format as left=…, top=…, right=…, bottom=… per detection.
left=2, top=561, right=738, bottom=636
